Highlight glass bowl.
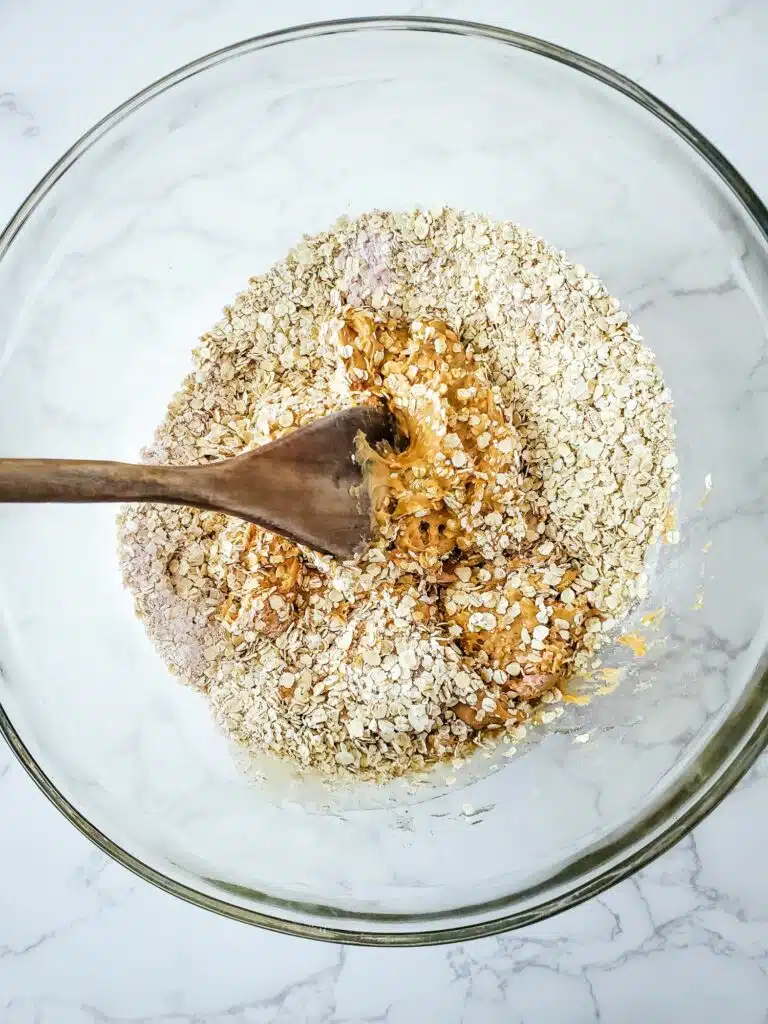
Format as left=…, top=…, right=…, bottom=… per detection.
left=1, top=17, right=767, bottom=946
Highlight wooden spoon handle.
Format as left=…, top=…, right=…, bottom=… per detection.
left=0, top=458, right=199, bottom=506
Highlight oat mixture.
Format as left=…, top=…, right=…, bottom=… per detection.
left=118, top=209, right=677, bottom=780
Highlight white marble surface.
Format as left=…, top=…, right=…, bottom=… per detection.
left=2, top=0, right=768, bottom=1020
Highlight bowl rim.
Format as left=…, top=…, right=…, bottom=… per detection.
left=2, top=14, right=768, bottom=947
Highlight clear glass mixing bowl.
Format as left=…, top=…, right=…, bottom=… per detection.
left=1, top=17, right=767, bottom=945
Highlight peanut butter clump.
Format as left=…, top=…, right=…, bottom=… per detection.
left=338, top=311, right=598, bottom=731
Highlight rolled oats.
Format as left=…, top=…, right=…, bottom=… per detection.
left=117, top=209, right=676, bottom=781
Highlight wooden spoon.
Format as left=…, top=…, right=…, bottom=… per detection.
left=0, top=407, right=395, bottom=559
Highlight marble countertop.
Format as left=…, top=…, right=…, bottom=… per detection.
left=2, top=0, right=767, bottom=1020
